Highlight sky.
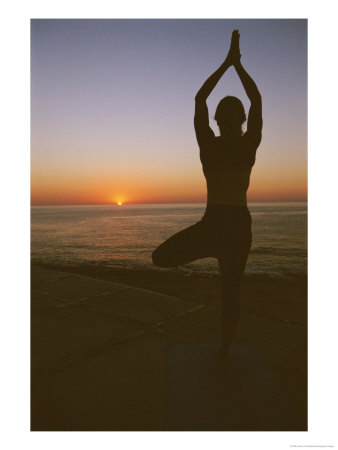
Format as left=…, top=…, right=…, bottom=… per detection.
left=31, top=19, right=307, bottom=205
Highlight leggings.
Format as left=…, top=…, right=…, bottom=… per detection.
left=152, top=204, right=252, bottom=345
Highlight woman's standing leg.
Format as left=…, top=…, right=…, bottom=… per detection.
left=217, top=224, right=252, bottom=361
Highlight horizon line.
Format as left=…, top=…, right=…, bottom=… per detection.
left=31, top=199, right=308, bottom=206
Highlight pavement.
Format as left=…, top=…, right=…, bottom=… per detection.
left=31, top=266, right=306, bottom=431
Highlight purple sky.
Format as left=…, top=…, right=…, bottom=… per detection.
left=31, top=19, right=307, bottom=204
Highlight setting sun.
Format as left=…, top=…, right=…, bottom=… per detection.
left=117, top=201, right=123, bottom=206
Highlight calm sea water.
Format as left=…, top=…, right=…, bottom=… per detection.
left=31, top=202, right=307, bottom=278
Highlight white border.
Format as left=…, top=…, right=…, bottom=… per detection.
left=1, top=1, right=337, bottom=449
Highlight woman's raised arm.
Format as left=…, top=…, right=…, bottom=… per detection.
left=194, top=31, right=239, bottom=149
left=195, top=59, right=231, bottom=103
left=195, top=30, right=240, bottom=102
left=194, top=59, right=230, bottom=150
left=233, top=48, right=262, bottom=142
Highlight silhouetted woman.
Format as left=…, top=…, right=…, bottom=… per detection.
left=152, top=30, right=262, bottom=364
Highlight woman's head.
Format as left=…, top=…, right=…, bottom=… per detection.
left=214, top=96, right=246, bottom=135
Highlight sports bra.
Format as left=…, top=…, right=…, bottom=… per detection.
left=201, top=135, right=256, bottom=206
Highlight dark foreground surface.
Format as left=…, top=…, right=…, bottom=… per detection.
left=31, top=264, right=307, bottom=431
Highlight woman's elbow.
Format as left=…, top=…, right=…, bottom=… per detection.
left=251, top=92, right=262, bottom=104
left=195, top=91, right=206, bottom=103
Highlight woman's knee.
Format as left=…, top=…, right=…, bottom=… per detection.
left=152, top=246, right=173, bottom=268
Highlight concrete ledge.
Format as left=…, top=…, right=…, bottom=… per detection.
left=167, top=343, right=302, bottom=431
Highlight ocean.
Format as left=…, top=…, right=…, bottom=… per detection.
left=31, top=202, right=307, bottom=278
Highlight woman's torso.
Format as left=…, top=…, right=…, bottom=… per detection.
left=201, top=134, right=256, bottom=207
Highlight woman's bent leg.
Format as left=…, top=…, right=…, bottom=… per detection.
left=152, top=221, right=212, bottom=268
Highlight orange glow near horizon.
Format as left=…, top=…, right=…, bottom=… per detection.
left=31, top=167, right=307, bottom=205
left=30, top=148, right=307, bottom=205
